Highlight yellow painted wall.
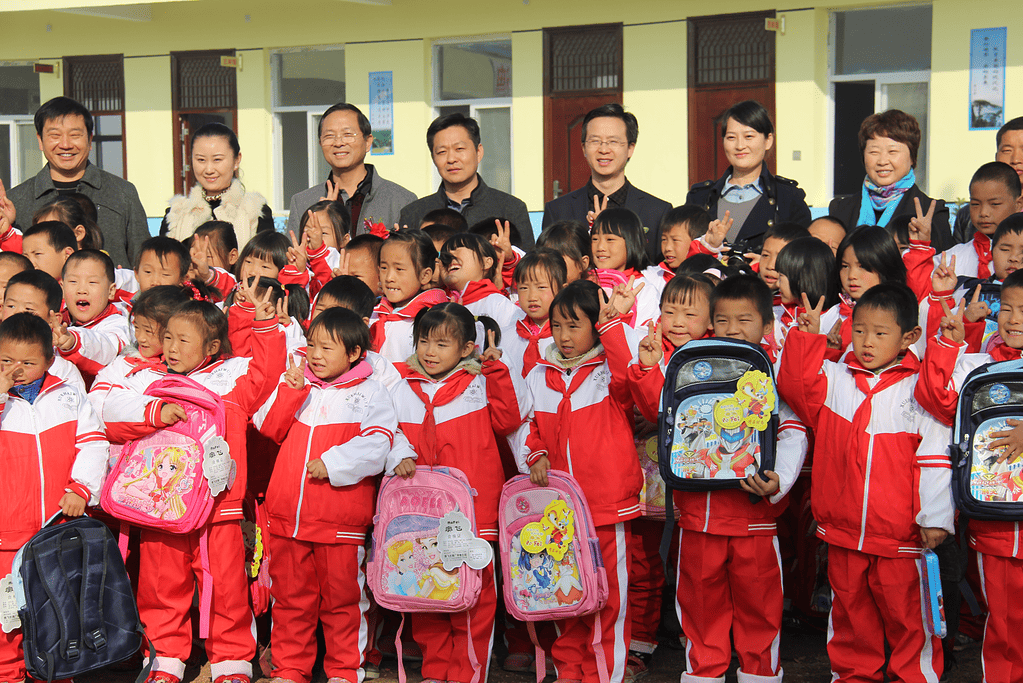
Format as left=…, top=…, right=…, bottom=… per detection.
left=512, top=30, right=543, bottom=211
left=236, top=48, right=274, bottom=209
left=123, top=56, right=173, bottom=214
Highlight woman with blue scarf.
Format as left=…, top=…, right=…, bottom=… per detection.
left=829, top=110, right=954, bottom=251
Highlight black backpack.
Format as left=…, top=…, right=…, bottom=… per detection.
left=13, top=515, right=148, bottom=682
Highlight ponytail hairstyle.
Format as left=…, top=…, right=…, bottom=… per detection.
left=775, top=237, right=839, bottom=310
left=385, top=228, right=439, bottom=276
left=170, top=300, right=232, bottom=358
left=591, top=207, right=650, bottom=271
left=413, top=301, right=500, bottom=352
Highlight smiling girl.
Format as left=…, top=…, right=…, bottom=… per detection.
left=440, top=231, right=521, bottom=329
left=590, top=207, right=665, bottom=327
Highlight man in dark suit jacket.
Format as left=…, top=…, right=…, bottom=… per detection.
left=541, top=104, right=670, bottom=262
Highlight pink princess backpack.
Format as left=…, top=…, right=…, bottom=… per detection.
left=499, top=471, right=609, bottom=683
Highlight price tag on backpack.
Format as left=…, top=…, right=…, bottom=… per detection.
left=0, top=575, right=20, bottom=633
left=202, top=436, right=235, bottom=497
left=437, top=510, right=493, bottom=571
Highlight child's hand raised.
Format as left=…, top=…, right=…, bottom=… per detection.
left=825, top=318, right=844, bottom=350
left=320, top=179, right=340, bottom=202
left=190, top=235, right=213, bottom=282
left=284, top=356, right=306, bottom=390
left=276, top=293, right=291, bottom=327
left=480, top=329, right=503, bottom=363
left=739, top=470, right=780, bottom=497
left=587, top=194, right=608, bottom=227
left=160, top=402, right=188, bottom=426
left=909, top=197, right=936, bottom=244
left=490, top=219, right=514, bottom=262
left=705, top=211, right=732, bottom=250
left=53, top=322, right=75, bottom=353
left=964, top=285, right=990, bottom=323
left=306, top=458, right=329, bottom=480
left=0, top=178, right=15, bottom=227
left=244, top=280, right=277, bottom=322
left=938, top=298, right=967, bottom=345
left=638, top=320, right=663, bottom=367
left=304, top=210, right=324, bottom=251
left=287, top=230, right=308, bottom=273
left=58, top=491, right=87, bottom=517
left=331, top=249, right=351, bottom=279
left=394, top=457, right=416, bottom=479
left=0, top=364, right=18, bottom=394
left=599, top=276, right=644, bottom=327
left=931, top=252, right=957, bottom=294
left=529, top=455, right=551, bottom=487
left=797, top=293, right=824, bottom=336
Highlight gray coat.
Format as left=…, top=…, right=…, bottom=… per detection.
left=9, top=162, right=151, bottom=268
left=286, top=165, right=416, bottom=236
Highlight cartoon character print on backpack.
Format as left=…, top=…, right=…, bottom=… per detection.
left=970, top=416, right=1023, bottom=502
left=381, top=530, right=460, bottom=601
left=509, top=498, right=584, bottom=611
left=110, top=444, right=199, bottom=520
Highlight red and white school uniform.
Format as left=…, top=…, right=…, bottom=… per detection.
left=453, top=279, right=521, bottom=331
left=936, top=233, right=993, bottom=281
left=0, top=223, right=22, bottom=252
left=369, top=289, right=449, bottom=364
left=779, top=329, right=953, bottom=683
left=114, top=267, right=139, bottom=305
left=98, top=318, right=285, bottom=681
left=915, top=335, right=1023, bottom=682
left=390, top=354, right=527, bottom=683
left=58, top=303, right=132, bottom=387
left=0, top=374, right=109, bottom=682
left=204, top=267, right=238, bottom=304
left=523, top=317, right=642, bottom=683
left=252, top=360, right=397, bottom=683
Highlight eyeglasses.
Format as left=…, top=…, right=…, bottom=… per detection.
left=320, top=131, right=360, bottom=144
left=584, top=137, right=628, bottom=150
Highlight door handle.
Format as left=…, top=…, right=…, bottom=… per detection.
left=552, top=179, right=562, bottom=199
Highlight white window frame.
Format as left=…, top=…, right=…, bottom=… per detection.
left=270, top=45, right=345, bottom=211
left=431, top=36, right=514, bottom=195
left=0, top=117, right=37, bottom=188
left=825, top=10, right=932, bottom=197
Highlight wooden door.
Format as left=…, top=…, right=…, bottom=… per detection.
left=171, top=50, right=237, bottom=195
left=543, top=24, right=623, bottom=204
left=687, top=12, right=776, bottom=187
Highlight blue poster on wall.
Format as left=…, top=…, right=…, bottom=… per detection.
left=969, top=27, right=1006, bottom=130
left=369, top=71, right=394, bottom=155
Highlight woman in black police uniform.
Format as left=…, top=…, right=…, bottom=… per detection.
left=686, top=100, right=811, bottom=254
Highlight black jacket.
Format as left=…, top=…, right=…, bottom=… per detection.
left=829, top=184, right=953, bottom=252
left=541, top=179, right=671, bottom=263
left=686, top=166, right=812, bottom=253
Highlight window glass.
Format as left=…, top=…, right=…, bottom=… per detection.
left=277, top=50, right=345, bottom=107
left=835, top=6, right=932, bottom=75
left=436, top=41, right=512, bottom=101
left=478, top=107, right=512, bottom=195
left=883, top=82, right=929, bottom=191
left=279, top=111, right=309, bottom=209
left=0, top=66, right=40, bottom=116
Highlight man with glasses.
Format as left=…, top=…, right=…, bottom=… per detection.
left=542, top=103, right=671, bottom=261
left=286, top=103, right=416, bottom=236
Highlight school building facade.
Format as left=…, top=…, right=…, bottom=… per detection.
left=0, top=0, right=1019, bottom=227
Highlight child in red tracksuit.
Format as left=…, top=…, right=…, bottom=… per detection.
left=99, top=282, right=285, bottom=683
left=632, top=275, right=808, bottom=683
left=0, top=312, right=109, bottom=683
left=523, top=279, right=643, bottom=683
left=779, top=283, right=954, bottom=683
left=389, top=302, right=526, bottom=683
left=252, top=307, right=399, bottom=683
left=914, top=268, right=1023, bottom=681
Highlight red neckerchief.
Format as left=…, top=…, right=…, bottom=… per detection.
left=759, top=339, right=777, bottom=364
left=780, top=301, right=802, bottom=328
left=772, top=292, right=783, bottom=308
left=657, top=262, right=675, bottom=283
left=846, top=353, right=919, bottom=461
left=974, top=233, right=993, bottom=280
left=125, top=353, right=166, bottom=376
left=369, top=289, right=448, bottom=351
left=453, top=279, right=506, bottom=305
left=303, top=356, right=372, bottom=388
left=543, top=355, right=606, bottom=457
left=986, top=336, right=1023, bottom=361
left=61, top=302, right=120, bottom=328
left=402, top=367, right=477, bottom=464
left=515, top=317, right=551, bottom=377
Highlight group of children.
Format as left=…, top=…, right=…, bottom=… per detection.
left=2, top=154, right=1023, bottom=683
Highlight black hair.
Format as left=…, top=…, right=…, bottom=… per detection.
left=346, top=233, right=385, bottom=259
left=675, top=253, right=724, bottom=279
left=971, top=161, right=1023, bottom=197
left=710, top=274, right=774, bottom=326
left=67, top=192, right=98, bottom=223
left=537, top=220, right=592, bottom=278
left=137, top=236, right=190, bottom=278
left=316, top=275, right=376, bottom=319
left=421, top=208, right=468, bottom=233
left=285, top=283, right=310, bottom=325
left=131, top=284, right=195, bottom=330
left=317, top=103, right=372, bottom=139
left=514, top=249, right=568, bottom=290
left=307, top=306, right=371, bottom=363
left=469, top=217, right=523, bottom=250
left=886, top=215, right=912, bottom=248
left=0, top=312, right=54, bottom=361
left=811, top=215, right=848, bottom=233
left=63, top=249, right=115, bottom=284
left=170, top=300, right=231, bottom=358
left=591, top=207, right=650, bottom=271
left=763, top=221, right=811, bottom=245
left=192, top=122, right=240, bottom=158
left=235, top=230, right=290, bottom=279
left=1001, top=269, right=1023, bottom=295
left=5, top=269, right=63, bottom=313
left=661, top=273, right=715, bottom=308
left=996, top=116, right=1023, bottom=148
left=34, top=96, right=93, bottom=137
left=719, top=100, right=774, bottom=138
left=775, top=237, right=838, bottom=310
left=23, top=220, right=78, bottom=254
left=383, top=228, right=438, bottom=275
left=298, top=199, right=351, bottom=248
left=993, top=214, right=1023, bottom=247
left=0, top=252, right=32, bottom=273
left=853, top=282, right=919, bottom=334
left=33, top=196, right=103, bottom=250
left=194, top=220, right=239, bottom=267
left=662, top=205, right=711, bottom=240
left=426, top=113, right=481, bottom=150
left=836, top=226, right=907, bottom=290
left=440, top=232, right=499, bottom=280
left=581, top=103, right=639, bottom=146
left=549, top=279, right=602, bottom=331
left=413, top=301, right=499, bottom=350
left=229, top=276, right=286, bottom=310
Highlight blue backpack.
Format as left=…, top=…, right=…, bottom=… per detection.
left=658, top=338, right=779, bottom=492
left=952, top=358, right=1023, bottom=520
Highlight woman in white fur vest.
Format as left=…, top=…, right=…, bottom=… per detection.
left=160, top=122, right=274, bottom=247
